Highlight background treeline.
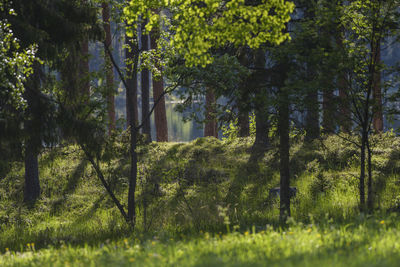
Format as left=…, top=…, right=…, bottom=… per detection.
left=1, top=0, right=400, bottom=230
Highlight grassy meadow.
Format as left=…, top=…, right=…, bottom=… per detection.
left=1, top=133, right=400, bottom=266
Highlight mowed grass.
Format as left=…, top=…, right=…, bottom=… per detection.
left=1, top=217, right=400, bottom=267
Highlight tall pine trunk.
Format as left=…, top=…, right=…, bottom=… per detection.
left=141, top=22, right=151, bottom=142
left=102, top=3, right=115, bottom=133
left=204, top=88, right=218, bottom=138
left=150, top=15, right=168, bottom=142
left=24, top=63, right=41, bottom=204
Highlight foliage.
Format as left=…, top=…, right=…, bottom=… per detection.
left=124, top=0, right=295, bottom=67
left=0, top=5, right=36, bottom=113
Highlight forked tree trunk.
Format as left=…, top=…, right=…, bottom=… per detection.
left=102, top=2, right=116, bottom=134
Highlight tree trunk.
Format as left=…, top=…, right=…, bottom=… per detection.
left=366, top=137, right=373, bottom=212
left=24, top=141, right=40, bottom=203
left=238, top=109, right=250, bottom=137
left=102, top=3, right=115, bottom=134
left=372, top=42, right=383, bottom=133
left=125, top=34, right=138, bottom=128
left=322, top=87, right=335, bottom=134
left=305, top=89, right=320, bottom=142
left=336, top=34, right=352, bottom=133
left=80, top=40, right=90, bottom=99
left=150, top=16, right=168, bottom=142
left=24, top=63, right=41, bottom=204
left=126, top=41, right=139, bottom=226
left=359, top=131, right=366, bottom=211
left=279, top=86, right=290, bottom=222
left=204, top=88, right=218, bottom=138
left=141, top=21, right=151, bottom=142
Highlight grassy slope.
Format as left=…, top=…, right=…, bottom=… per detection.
left=1, top=133, right=400, bottom=266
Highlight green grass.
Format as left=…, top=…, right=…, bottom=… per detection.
left=1, top=217, right=400, bottom=266
left=1, top=133, right=400, bottom=266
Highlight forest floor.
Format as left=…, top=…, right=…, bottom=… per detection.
left=1, top=133, right=400, bottom=266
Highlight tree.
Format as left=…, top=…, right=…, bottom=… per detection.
left=150, top=19, right=168, bottom=142
left=340, top=0, right=400, bottom=211
left=121, top=0, right=294, bottom=227
left=0, top=3, right=36, bottom=180
left=141, top=20, right=151, bottom=142
left=102, top=1, right=116, bottom=134
left=7, top=0, right=100, bottom=203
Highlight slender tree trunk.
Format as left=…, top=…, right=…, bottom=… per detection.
left=372, top=42, right=383, bottom=133
left=125, top=34, right=138, bottom=128
left=124, top=20, right=139, bottom=225
left=366, top=137, right=373, bottom=212
left=126, top=43, right=139, bottom=225
left=102, top=2, right=115, bottom=134
left=359, top=130, right=366, bottom=211
left=141, top=21, right=151, bottom=142
left=204, top=88, right=218, bottom=138
left=150, top=16, right=168, bottom=142
left=279, top=86, right=290, bottom=222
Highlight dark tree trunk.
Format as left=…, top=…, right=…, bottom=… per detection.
left=126, top=40, right=139, bottom=225
left=366, top=137, right=373, bottom=212
left=252, top=108, right=269, bottom=150
left=125, top=35, right=138, bottom=128
left=204, top=88, right=218, bottom=138
left=322, top=87, right=335, bottom=134
left=150, top=17, right=168, bottom=142
left=372, top=42, right=383, bottom=133
left=24, top=63, right=41, bottom=204
left=279, top=86, right=290, bottom=222
left=305, top=89, right=320, bottom=142
left=24, top=141, right=40, bottom=203
left=359, top=131, right=366, bottom=211
left=141, top=22, right=151, bottom=142
left=102, top=3, right=115, bottom=134
left=80, top=40, right=90, bottom=99
left=238, top=109, right=250, bottom=137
